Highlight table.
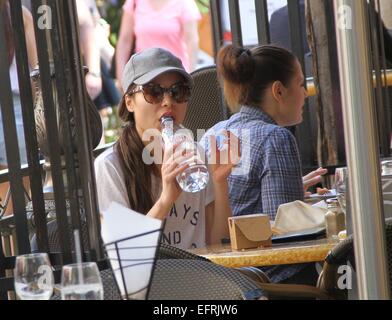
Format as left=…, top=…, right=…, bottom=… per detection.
left=189, top=239, right=336, bottom=268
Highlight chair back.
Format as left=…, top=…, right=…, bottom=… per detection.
left=152, top=244, right=267, bottom=300
left=149, top=259, right=266, bottom=300
left=317, top=218, right=392, bottom=299
left=184, top=66, right=228, bottom=140
left=157, top=242, right=210, bottom=261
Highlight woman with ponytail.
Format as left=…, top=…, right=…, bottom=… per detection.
left=203, top=44, right=328, bottom=219
left=95, top=48, right=237, bottom=249
left=201, top=44, right=323, bottom=284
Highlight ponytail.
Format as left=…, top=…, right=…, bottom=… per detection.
left=217, top=45, right=255, bottom=110
left=217, top=44, right=297, bottom=111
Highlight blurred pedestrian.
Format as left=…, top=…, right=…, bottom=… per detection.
left=77, top=0, right=121, bottom=144
left=76, top=0, right=102, bottom=101
left=115, top=0, right=201, bottom=87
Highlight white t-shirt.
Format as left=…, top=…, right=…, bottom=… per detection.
left=94, top=146, right=214, bottom=249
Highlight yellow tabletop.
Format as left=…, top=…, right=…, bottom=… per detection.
left=188, top=239, right=336, bottom=268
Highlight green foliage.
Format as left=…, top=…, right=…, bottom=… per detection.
left=104, top=107, right=121, bottom=144
left=96, top=0, right=125, bottom=47
left=196, top=0, right=209, bottom=14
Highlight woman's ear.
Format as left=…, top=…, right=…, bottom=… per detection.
left=125, top=95, right=135, bottom=113
left=271, top=81, right=285, bottom=103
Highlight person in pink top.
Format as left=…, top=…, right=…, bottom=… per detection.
left=115, top=0, right=201, bottom=85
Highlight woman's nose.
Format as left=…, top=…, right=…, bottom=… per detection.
left=161, top=92, right=174, bottom=107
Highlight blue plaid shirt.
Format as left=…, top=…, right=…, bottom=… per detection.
left=201, top=106, right=304, bottom=220
left=201, top=106, right=307, bottom=283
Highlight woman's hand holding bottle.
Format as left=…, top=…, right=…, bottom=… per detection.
left=157, top=142, right=192, bottom=212
left=208, top=131, right=241, bottom=184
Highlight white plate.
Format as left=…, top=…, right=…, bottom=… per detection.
left=307, top=189, right=337, bottom=199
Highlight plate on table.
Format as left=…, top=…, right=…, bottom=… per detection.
left=272, top=226, right=326, bottom=243
left=306, top=189, right=337, bottom=201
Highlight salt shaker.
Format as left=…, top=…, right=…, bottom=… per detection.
left=325, top=198, right=346, bottom=242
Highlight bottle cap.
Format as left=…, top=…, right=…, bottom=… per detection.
left=160, top=115, right=174, bottom=124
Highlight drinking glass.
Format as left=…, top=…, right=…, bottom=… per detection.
left=61, top=262, right=103, bottom=300
left=14, top=253, right=54, bottom=300
left=381, top=160, right=392, bottom=176
left=334, top=167, right=348, bottom=214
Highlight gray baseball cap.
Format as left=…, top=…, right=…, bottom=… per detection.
left=121, top=48, right=193, bottom=91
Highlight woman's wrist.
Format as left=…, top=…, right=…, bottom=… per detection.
left=212, top=180, right=229, bottom=198
left=156, top=196, right=173, bottom=215
left=147, top=197, right=173, bottom=220
left=211, top=175, right=229, bottom=187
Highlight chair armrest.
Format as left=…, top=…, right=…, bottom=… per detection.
left=256, top=282, right=333, bottom=300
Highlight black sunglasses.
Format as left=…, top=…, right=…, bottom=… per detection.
left=128, top=82, right=191, bottom=104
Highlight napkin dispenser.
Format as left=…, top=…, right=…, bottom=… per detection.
left=228, top=214, right=272, bottom=250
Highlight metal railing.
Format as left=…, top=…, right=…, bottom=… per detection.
left=210, top=0, right=317, bottom=169
left=0, top=0, right=104, bottom=299
left=306, top=69, right=392, bottom=97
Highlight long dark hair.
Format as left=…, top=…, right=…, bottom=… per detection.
left=217, top=44, right=297, bottom=110
left=1, top=0, right=14, bottom=66
left=116, top=87, right=157, bottom=214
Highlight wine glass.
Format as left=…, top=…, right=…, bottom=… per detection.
left=61, top=262, right=103, bottom=300
left=381, top=160, right=392, bottom=176
left=14, top=253, right=54, bottom=300
left=334, top=167, right=348, bottom=214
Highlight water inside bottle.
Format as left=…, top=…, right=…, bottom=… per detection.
left=160, top=115, right=209, bottom=193
left=176, top=164, right=209, bottom=193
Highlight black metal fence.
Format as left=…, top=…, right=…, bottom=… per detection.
left=209, top=0, right=392, bottom=171
left=209, top=0, right=316, bottom=170
left=0, top=0, right=103, bottom=299
left=2, top=0, right=392, bottom=301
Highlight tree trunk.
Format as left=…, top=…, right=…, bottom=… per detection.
left=305, top=0, right=345, bottom=167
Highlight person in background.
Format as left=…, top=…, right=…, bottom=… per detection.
left=269, top=0, right=309, bottom=54
left=267, top=0, right=287, bottom=21
left=81, top=0, right=120, bottom=121
left=115, top=0, right=201, bottom=87
left=270, top=0, right=392, bottom=64
left=95, top=48, right=238, bottom=249
left=0, top=0, right=37, bottom=214
left=201, top=44, right=327, bottom=284
left=76, top=0, right=102, bottom=101
left=77, top=0, right=121, bottom=145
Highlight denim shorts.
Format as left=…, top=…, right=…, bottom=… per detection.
left=0, top=93, right=27, bottom=166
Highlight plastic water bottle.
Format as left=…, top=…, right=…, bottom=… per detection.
left=160, top=115, right=209, bottom=193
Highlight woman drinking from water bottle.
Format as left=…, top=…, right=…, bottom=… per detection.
left=95, top=48, right=239, bottom=249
